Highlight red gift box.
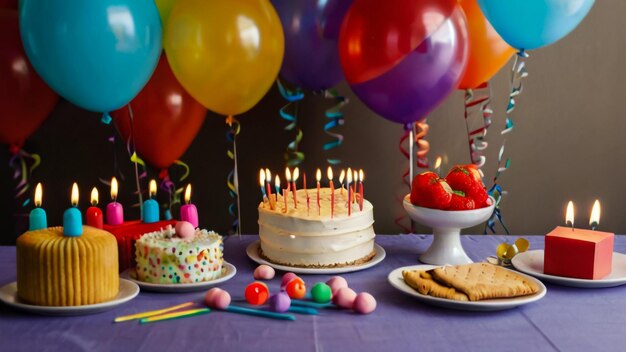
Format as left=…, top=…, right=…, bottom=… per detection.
left=544, top=226, right=614, bottom=280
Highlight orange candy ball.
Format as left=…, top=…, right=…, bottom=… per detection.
left=285, top=277, right=306, bottom=299
left=245, top=281, right=269, bottom=305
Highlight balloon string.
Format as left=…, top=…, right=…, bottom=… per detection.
left=128, top=104, right=145, bottom=211
left=100, top=114, right=126, bottom=189
left=394, top=129, right=412, bottom=234
left=485, top=51, right=528, bottom=234
left=9, top=147, right=41, bottom=208
left=276, top=80, right=305, bottom=167
left=415, top=120, right=430, bottom=169
left=464, top=83, right=493, bottom=169
left=323, top=89, right=347, bottom=165
left=226, top=115, right=241, bottom=236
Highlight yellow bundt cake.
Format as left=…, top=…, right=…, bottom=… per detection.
left=16, top=226, right=119, bottom=306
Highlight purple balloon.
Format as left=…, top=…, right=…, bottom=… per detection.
left=273, top=0, right=353, bottom=91
left=349, top=9, right=468, bottom=126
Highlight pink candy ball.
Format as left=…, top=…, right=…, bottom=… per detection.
left=353, top=292, right=376, bottom=314
left=326, top=276, right=348, bottom=296
left=175, top=221, right=196, bottom=240
left=332, top=287, right=357, bottom=309
left=281, top=272, right=298, bottom=289
left=253, top=265, right=275, bottom=280
left=204, top=288, right=231, bottom=310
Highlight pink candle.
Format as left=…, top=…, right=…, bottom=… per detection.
left=359, top=169, right=364, bottom=211
left=86, top=187, right=103, bottom=229
left=304, top=172, right=310, bottom=216
left=284, top=168, right=292, bottom=208
left=316, top=169, right=321, bottom=216
left=347, top=170, right=352, bottom=217
left=265, top=169, right=274, bottom=210
left=292, top=167, right=299, bottom=208
left=328, top=167, right=334, bottom=219
left=105, top=177, right=124, bottom=225
left=180, top=184, right=199, bottom=228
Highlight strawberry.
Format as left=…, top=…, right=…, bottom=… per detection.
left=445, top=164, right=489, bottom=207
left=410, top=172, right=453, bottom=209
left=447, top=191, right=476, bottom=210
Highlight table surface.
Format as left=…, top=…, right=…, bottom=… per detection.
left=2, top=234, right=626, bottom=352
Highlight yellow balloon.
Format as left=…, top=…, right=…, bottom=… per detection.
left=155, top=0, right=175, bottom=25
left=164, top=0, right=284, bottom=116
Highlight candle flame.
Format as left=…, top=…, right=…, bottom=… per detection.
left=184, top=184, right=192, bottom=204
left=149, top=179, right=157, bottom=198
left=293, top=167, right=299, bottom=182
left=566, top=201, right=574, bottom=227
left=353, top=170, right=358, bottom=184
left=275, top=175, right=280, bottom=188
left=111, top=177, right=118, bottom=200
left=590, top=200, right=601, bottom=227
left=265, top=169, right=271, bottom=184
left=91, top=187, right=99, bottom=206
left=359, top=169, right=364, bottom=182
left=71, top=183, right=79, bottom=207
left=34, top=183, right=42, bottom=207
left=339, top=170, right=345, bottom=184
left=259, top=169, right=265, bottom=187
left=434, top=156, right=442, bottom=170
left=347, top=169, right=353, bottom=184
left=285, top=167, right=292, bottom=182
left=316, top=168, right=321, bottom=182
left=327, top=166, right=333, bottom=180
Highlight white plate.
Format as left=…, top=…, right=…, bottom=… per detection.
left=512, top=250, right=626, bottom=288
left=123, top=261, right=237, bottom=293
left=387, top=265, right=547, bottom=311
left=246, top=240, right=386, bottom=274
left=0, top=279, right=139, bottom=316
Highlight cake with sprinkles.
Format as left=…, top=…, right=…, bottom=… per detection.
left=134, top=222, right=224, bottom=284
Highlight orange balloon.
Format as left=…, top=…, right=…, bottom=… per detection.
left=458, top=0, right=515, bottom=89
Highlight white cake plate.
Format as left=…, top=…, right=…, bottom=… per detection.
left=0, top=279, right=139, bottom=316
left=388, top=264, right=547, bottom=311
left=403, top=195, right=495, bottom=265
left=246, top=240, right=386, bottom=274
left=123, top=261, right=237, bottom=293
left=512, top=250, right=626, bottom=288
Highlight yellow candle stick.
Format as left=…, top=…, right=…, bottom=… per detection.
left=114, top=302, right=195, bottom=323
left=140, top=308, right=210, bottom=324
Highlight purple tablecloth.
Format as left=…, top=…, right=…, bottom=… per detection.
left=2, top=235, right=626, bottom=352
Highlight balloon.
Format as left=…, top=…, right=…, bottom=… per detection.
left=477, top=0, right=595, bottom=50
left=164, top=0, right=284, bottom=116
left=19, top=0, right=162, bottom=112
left=272, top=0, right=352, bottom=91
left=339, top=0, right=468, bottom=125
left=155, top=0, right=175, bottom=25
left=0, top=0, right=16, bottom=9
left=0, top=10, right=58, bottom=147
left=111, top=55, right=207, bottom=170
left=458, top=0, right=515, bottom=89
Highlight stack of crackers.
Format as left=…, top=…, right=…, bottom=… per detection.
left=402, top=263, right=539, bottom=301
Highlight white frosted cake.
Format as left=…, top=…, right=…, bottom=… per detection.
left=258, top=188, right=375, bottom=267
left=135, top=225, right=223, bottom=284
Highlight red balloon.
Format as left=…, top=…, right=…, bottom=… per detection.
left=0, top=0, right=17, bottom=10
left=111, top=55, right=206, bottom=170
left=0, top=10, right=58, bottom=147
left=339, top=0, right=457, bottom=84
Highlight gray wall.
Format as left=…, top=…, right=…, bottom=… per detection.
left=1, top=1, right=623, bottom=243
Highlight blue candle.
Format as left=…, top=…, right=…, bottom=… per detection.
left=63, top=183, right=83, bottom=237
left=142, top=180, right=159, bottom=223
left=29, top=183, right=47, bottom=231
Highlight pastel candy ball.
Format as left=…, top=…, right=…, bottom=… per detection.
left=285, top=277, right=306, bottom=299
left=326, top=276, right=348, bottom=296
left=269, top=292, right=291, bottom=313
left=204, top=288, right=223, bottom=307
left=254, top=265, right=275, bottom=280
left=175, top=221, right=196, bottom=240
left=310, top=282, right=332, bottom=303
left=353, top=292, right=376, bottom=314
left=245, top=281, right=269, bottom=305
left=213, top=290, right=232, bottom=310
left=281, top=272, right=298, bottom=289
left=332, top=287, right=357, bottom=309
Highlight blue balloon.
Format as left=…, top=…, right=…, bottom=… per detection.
left=19, top=0, right=162, bottom=112
left=477, top=0, right=594, bottom=50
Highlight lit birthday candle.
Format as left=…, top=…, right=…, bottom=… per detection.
left=63, top=183, right=82, bottom=236
left=303, top=172, right=310, bottom=215
left=292, top=167, right=299, bottom=208
left=29, top=183, right=47, bottom=230
left=590, top=200, right=601, bottom=230
left=339, top=170, right=345, bottom=195
left=259, top=169, right=267, bottom=206
left=285, top=168, right=292, bottom=207
left=86, top=187, right=103, bottom=229
left=142, top=180, right=159, bottom=223
left=265, top=169, right=272, bottom=200
left=316, top=168, right=321, bottom=216
left=105, top=177, right=124, bottom=225
left=359, top=169, right=364, bottom=211
left=352, top=169, right=358, bottom=204
left=180, top=184, right=199, bottom=228
left=346, top=169, right=352, bottom=217
left=328, top=166, right=334, bottom=219
left=274, top=175, right=281, bottom=207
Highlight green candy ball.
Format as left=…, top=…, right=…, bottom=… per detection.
left=311, top=282, right=332, bottom=303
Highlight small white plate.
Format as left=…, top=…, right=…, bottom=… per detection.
left=0, top=279, right=139, bottom=316
left=387, top=265, right=546, bottom=311
left=512, top=250, right=626, bottom=288
left=123, top=261, right=237, bottom=293
left=246, top=240, right=386, bottom=274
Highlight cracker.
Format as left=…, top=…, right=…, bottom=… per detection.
left=429, top=263, right=539, bottom=301
left=402, top=270, right=469, bottom=301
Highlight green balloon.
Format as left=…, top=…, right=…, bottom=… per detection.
left=311, top=282, right=332, bottom=303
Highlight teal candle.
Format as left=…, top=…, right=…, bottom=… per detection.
left=143, top=180, right=159, bottom=223
left=63, top=183, right=82, bottom=237
left=29, top=207, right=47, bottom=231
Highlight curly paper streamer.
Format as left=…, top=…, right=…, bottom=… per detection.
left=126, top=104, right=146, bottom=211
left=394, top=128, right=412, bottom=234
left=463, top=83, right=493, bottom=169
left=157, top=160, right=191, bottom=216
left=226, top=115, right=241, bottom=235
left=323, top=89, right=347, bottom=165
left=276, top=80, right=305, bottom=167
left=414, top=120, right=430, bottom=169
left=9, top=147, right=41, bottom=207
left=101, top=112, right=112, bottom=125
